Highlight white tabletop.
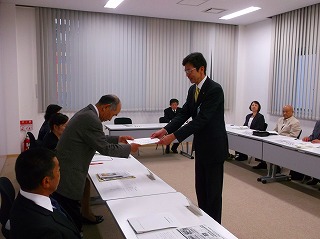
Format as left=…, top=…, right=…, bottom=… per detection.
left=107, top=192, right=238, bottom=239
left=88, top=154, right=176, bottom=201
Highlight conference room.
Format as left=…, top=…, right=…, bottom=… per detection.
left=1, top=0, right=320, bottom=238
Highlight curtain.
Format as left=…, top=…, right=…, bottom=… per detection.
left=36, top=8, right=237, bottom=112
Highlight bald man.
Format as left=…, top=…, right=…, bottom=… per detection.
left=274, top=105, right=301, bottom=137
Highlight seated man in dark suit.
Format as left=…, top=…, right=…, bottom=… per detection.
left=163, top=98, right=182, bottom=153
left=10, top=148, right=81, bottom=239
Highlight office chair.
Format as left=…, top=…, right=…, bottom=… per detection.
left=114, top=117, right=132, bottom=125
left=27, top=132, right=40, bottom=149
left=156, top=117, right=169, bottom=154
left=263, top=123, right=268, bottom=131
left=114, top=117, right=139, bottom=155
left=0, top=177, right=15, bottom=239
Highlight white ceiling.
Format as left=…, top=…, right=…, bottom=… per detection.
left=1, top=0, right=320, bottom=25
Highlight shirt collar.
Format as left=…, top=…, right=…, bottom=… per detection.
left=20, top=189, right=53, bottom=212
left=93, top=104, right=99, bottom=117
left=196, top=75, right=207, bottom=90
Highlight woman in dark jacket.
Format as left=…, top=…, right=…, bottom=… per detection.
left=235, top=101, right=266, bottom=161
left=38, top=104, right=62, bottom=142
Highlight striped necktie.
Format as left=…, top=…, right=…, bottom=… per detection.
left=194, top=87, right=200, bottom=102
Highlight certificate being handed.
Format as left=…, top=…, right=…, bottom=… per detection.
left=127, top=137, right=160, bottom=145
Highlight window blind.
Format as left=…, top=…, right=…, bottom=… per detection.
left=270, top=4, right=320, bottom=120
left=36, top=8, right=237, bottom=112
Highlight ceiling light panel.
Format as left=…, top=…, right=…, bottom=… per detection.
left=177, top=0, right=208, bottom=6
left=219, top=6, right=261, bottom=20
left=104, top=0, right=124, bottom=9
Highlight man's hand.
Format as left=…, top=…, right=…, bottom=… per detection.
left=311, top=139, right=320, bottom=144
left=158, top=133, right=176, bottom=145
left=302, top=136, right=310, bottom=142
left=119, top=135, right=134, bottom=144
left=150, top=128, right=167, bottom=139
left=130, top=143, right=140, bottom=153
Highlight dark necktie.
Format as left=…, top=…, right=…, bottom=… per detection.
left=50, top=197, right=66, bottom=217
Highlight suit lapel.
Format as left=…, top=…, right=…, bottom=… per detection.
left=51, top=209, right=79, bottom=233
left=19, top=194, right=79, bottom=235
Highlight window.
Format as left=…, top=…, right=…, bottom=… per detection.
left=270, top=4, right=320, bottom=120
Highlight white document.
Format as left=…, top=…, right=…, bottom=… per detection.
left=127, top=137, right=160, bottom=145
left=177, top=225, right=226, bottom=239
left=137, top=230, right=185, bottom=239
left=229, top=125, right=248, bottom=130
left=295, top=142, right=320, bottom=149
left=128, top=212, right=180, bottom=234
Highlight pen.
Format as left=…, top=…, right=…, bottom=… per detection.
left=90, top=162, right=103, bottom=165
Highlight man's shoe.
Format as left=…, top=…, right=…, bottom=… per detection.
left=235, top=155, right=247, bottom=161
left=171, top=148, right=178, bottom=153
left=252, top=162, right=267, bottom=169
left=82, top=215, right=104, bottom=224
left=306, top=178, right=319, bottom=185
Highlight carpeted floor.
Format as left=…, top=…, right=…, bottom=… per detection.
left=1, top=145, right=320, bottom=239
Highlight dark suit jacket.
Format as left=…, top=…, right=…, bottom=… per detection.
left=10, top=193, right=80, bottom=239
left=309, top=120, right=320, bottom=140
left=56, top=104, right=131, bottom=200
left=42, top=131, right=59, bottom=150
left=244, top=113, right=265, bottom=131
left=164, top=107, right=182, bottom=122
left=164, top=77, right=228, bottom=164
left=38, top=120, right=50, bottom=141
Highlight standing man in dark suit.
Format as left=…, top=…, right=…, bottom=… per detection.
left=151, top=52, right=228, bottom=223
left=53, top=94, right=140, bottom=232
left=10, top=148, right=81, bottom=239
left=163, top=98, right=182, bottom=153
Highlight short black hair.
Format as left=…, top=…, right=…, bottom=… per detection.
left=44, top=104, right=62, bottom=121
left=15, top=148, right=56, bottom=191
left=182, top=52, right=207, bottom=75
left=97, top=95, right=120, bottom=111
left=49, top=113, right=69, bottom=131
left=249, top=101, right=261, bottom=112
left=170, top=99, right=179, bottom=105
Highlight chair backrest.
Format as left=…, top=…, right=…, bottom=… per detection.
left=0, top=177, right=15, bottom=238
left=114, top=117, right=132, bottom=124
left=263, top=123, right=268, bottom=131
left=27, top=132, right=39, bottom=149
left=159, top=117, right=169, bottom=123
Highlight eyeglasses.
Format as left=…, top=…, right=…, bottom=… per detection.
left=184, top=68, right=196, bottom=75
